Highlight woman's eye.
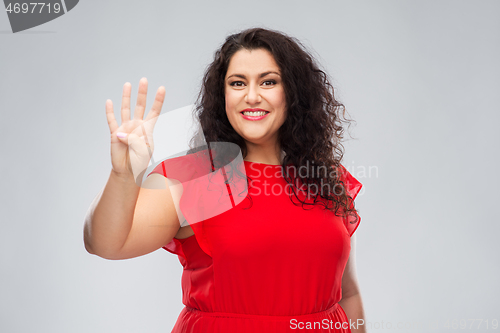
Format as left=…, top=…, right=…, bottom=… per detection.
left=262, top=80, right=276, bottom=86
left=229, top=80, right=276, bottom=87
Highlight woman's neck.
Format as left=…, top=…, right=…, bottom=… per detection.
left=243, top=141, right=283, bottom=165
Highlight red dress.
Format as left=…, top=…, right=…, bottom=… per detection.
left=149, top=154, right=363, bottom=333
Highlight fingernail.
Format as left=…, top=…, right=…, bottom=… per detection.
left=117, top=132, right=128, bottom=138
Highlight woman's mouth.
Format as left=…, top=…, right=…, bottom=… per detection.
left=240, top=109, right=270, bottom=120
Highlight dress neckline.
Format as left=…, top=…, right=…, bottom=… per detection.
left=243, top=160, right=282, bottom=167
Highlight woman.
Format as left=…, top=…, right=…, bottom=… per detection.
left=84, top=27, right=366, bottom=332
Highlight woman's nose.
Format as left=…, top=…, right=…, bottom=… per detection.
left=244, top=84, right=261, bottom=105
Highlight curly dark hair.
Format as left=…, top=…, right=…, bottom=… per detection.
left=188, top=27, right=359, bottom=224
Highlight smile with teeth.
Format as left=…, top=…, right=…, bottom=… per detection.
left=242, top=111, right=269, bottom=116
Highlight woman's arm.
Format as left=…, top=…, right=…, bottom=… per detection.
left=83, top=171, right=182, bottom=260
left=83, top=170, right=140, bottom=257
left=83, top=79, right=183, bottom=260
left=338, top=233, right=367, bottom=332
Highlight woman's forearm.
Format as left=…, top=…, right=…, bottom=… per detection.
left=338, top=293, right=367, bottom=333
left=83, top=169, right=140, bottom=257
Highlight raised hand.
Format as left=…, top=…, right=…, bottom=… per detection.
left=105, top=78, right=165, bottom=183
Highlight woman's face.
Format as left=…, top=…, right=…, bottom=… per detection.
left=224, top=48, right=287, bottom=149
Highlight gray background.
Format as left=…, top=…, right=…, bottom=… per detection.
left=1, top=0, right=499, bottom=332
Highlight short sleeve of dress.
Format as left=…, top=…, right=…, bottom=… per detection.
left=147, top=155, right=212, bottom=258
left=338, top=164, right=363, bottom=237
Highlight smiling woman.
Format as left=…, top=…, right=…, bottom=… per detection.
left=224, top=48, right=287, bottom=160
left=84, top=27, right=365, bottom=333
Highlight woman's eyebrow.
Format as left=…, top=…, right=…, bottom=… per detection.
left=226, top=71, right=281, bottom=80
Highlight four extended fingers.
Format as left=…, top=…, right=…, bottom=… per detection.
left=108, top=78, right=164, bottom=134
